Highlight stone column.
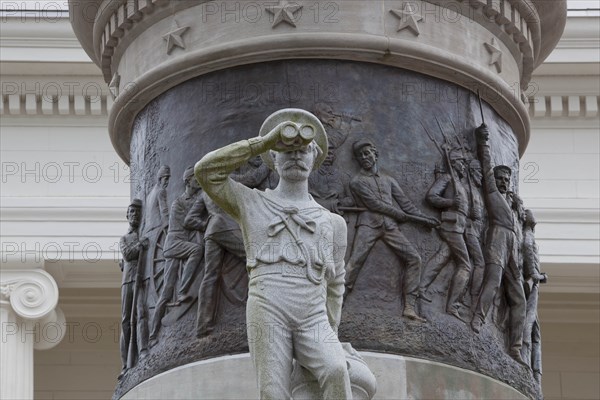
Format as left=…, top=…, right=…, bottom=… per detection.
left=0, top=269, right=65, bottom=399
left=68, top=1, right=566, bottom=399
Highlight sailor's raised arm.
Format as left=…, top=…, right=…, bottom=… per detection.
left=194, top=138, right=264, bottom=220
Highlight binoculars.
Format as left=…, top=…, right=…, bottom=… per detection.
left=274, top=121, right=316, bottom=147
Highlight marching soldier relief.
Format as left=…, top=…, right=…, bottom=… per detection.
left=421, top=138, right=472, bottom=320
left=117, top=80, right=547, bottom=400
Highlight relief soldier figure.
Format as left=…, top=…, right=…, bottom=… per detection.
left=119, top=199, right=148, bottom=377
left=192, top=192, right=245, bottom=337
left=420, top=144, right=472, bottom=320
left=141, top=165, right=170, bottom=236
left=470, top=124, right=528, bottom=366
left=134, top=165, right=171, bottom=351
left=195, top=109, right=371, bottom=399
left=313, top=102, right=358, bottom=150
left=465, top=156, right=486, bottom=300
left=345, top=139, right=439, bottom=322
left=308, top=145, right=354, bottom=214
left=149, top=167, right=204, bottom=344
left=521, top=208, right=547, bottom=382
left=309, top=104, right=357, bottom=215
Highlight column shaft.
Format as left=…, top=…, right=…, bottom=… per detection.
left=1, top=302, right=34, bottom=399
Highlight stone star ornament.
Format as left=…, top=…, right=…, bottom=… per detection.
left=484, top=38, right=503, bottom=73
left=390, top=3, right=424, bottom=36
left=266, top=1, right=303, bottom=28
left=163, top=21, right=190, bottom=55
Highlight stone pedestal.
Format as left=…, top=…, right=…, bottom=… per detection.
left=0, top=269, right=65, bottom=399
left=68, top=1, right=567, bottom=399
left=120, top=353, right=528, bottom=400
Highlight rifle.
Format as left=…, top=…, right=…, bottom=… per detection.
left=420, top=121, right=444, bottom=157
left=338, top=207, right=436, bottom=226
left=127, top=235, right=148, bottom=367
left=434, top=117, right=459, bottom=190
left=331, top=112, right=362, bottom=122
left=477, top=89, right=486, bottom=127
left=448, top=117, right=467, bottom=150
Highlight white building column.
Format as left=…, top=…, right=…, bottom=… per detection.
left=0, top=269, right=65, bottom=399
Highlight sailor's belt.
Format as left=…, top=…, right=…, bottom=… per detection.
left=249, top=263, right=307, bottom=278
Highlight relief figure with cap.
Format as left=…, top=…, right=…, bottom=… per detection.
left=344, top=138, right=439, bottom=323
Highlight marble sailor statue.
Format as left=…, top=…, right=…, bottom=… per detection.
left=195, top=109, right=376, bottom=400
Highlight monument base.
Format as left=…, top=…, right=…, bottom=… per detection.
left=120, top=352, right=529, bottom=400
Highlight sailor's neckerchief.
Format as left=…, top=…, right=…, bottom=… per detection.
left=257, top=191, right=327, bottom=285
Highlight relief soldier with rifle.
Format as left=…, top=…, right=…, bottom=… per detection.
left=345, top=139, right=439, bottom=322
left=420, top=135, right=472, bottom=321
left=469, top=122, right=528, bottom=366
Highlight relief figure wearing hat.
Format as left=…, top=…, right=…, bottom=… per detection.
left=195, top=109, right=376, bottom=400
left=344, top=138, right=439, bottom=323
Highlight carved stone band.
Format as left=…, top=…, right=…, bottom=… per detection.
left=80, top=0, right=547, bottom=87
left=68, top=0, right=566, bottom=163
left=107, top=32, right=529, bottom=163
